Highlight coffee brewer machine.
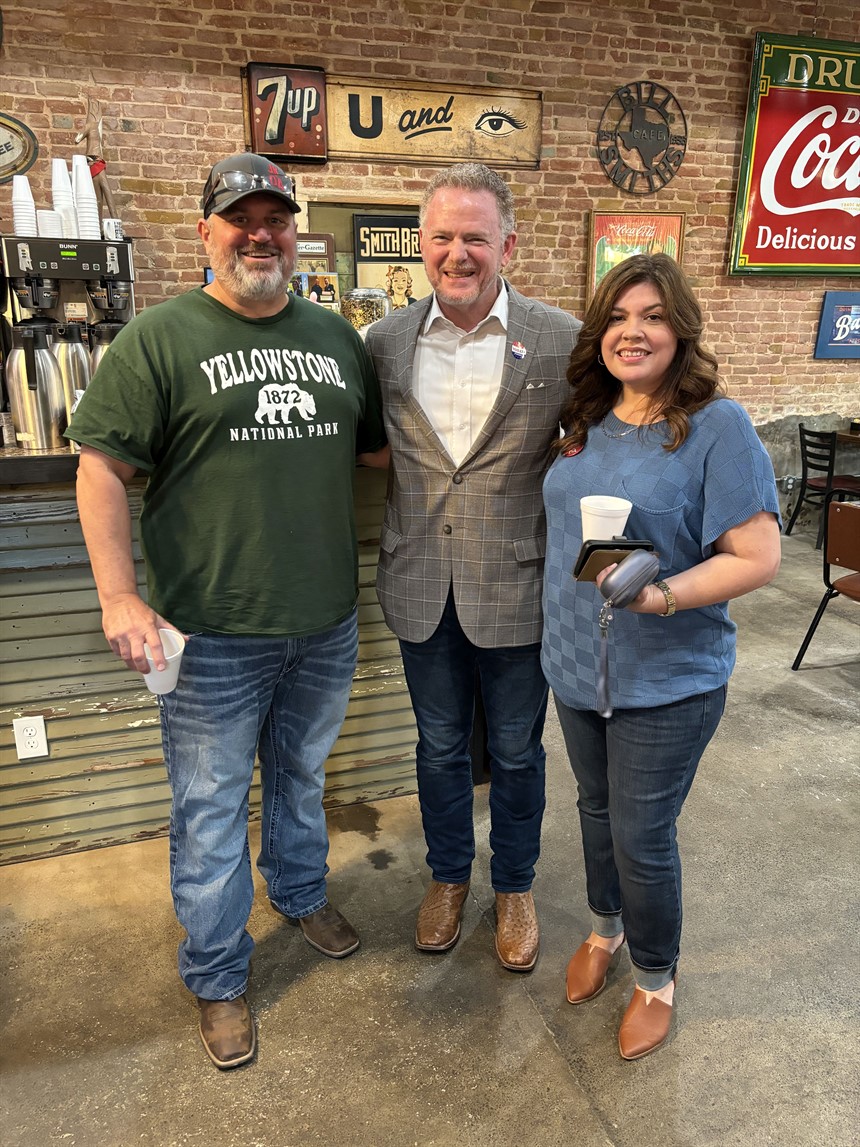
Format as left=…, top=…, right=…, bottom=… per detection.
left=0, top=235, right=135, bottom=448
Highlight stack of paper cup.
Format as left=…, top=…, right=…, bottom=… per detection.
left=72, top=154, right=101, bottom=239
left=11, top=175, right=38, bottom=236
left=36, top=209, right=64, bottom=237
left=51, top=158, right=78, bottom=239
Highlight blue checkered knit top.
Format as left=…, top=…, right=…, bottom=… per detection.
left=541, top=398, right=780, bottom=711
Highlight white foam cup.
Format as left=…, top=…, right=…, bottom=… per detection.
left=58, top=206, right=78, bottom=238
left=76, top=208, right=101, bottom=239
left=11, top=174, right=35, bottom=203
left=37, top=209, right=63, bottom=237
left=72, top=160, right=97, bottom=207
left=142, top=628, right=186, bottom=695
left=51, top=158, right=73, bottom=196
left=12, top=204, right=38, bottom=236
left=580, top=495, right=633, bottom=542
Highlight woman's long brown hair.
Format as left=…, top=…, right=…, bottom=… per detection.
left=556, top=254, right=722, bottom=454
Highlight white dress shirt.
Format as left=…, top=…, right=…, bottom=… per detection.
left=412, top=285, right=509, bottom=465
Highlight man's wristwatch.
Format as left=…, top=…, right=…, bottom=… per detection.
left=655, top=580, right=676, bottom=617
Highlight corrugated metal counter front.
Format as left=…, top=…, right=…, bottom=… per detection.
left=0, top=456, right=418, bottom=864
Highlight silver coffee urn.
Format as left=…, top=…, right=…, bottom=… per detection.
left=6, top=326, right=72, bottom=450
left=54, top=323, right=92, bottom=405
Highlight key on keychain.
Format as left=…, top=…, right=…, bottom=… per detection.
left=597, top=603, right=614, bottom=718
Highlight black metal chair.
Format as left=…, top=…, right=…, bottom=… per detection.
left=783, top=424, right=860, bottom=549
left=791, top=491, right=860, bottom=671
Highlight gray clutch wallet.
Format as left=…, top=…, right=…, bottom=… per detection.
left=596, top=548, right=662, bottom=717
left=599, top=547, right=661, bottom=609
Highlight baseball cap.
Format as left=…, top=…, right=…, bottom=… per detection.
left=201, top=153, right=301, bottom=218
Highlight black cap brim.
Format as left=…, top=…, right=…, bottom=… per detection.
left=205, top=187, right=301, bottom=217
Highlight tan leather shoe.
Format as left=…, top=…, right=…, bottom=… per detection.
left=415, top=881, right=470, bottom=951
left=198, top=994, right=256, bottom=1070
left=565, top=937, right=623, bottom=1004
left=281, top=902, right=360, bottom=958
left=618, top=982, right=675, bottom=1060
left=494, top=891, right=539, bottom=972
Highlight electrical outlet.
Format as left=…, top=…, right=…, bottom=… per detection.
left=12, top=716, right=49, bottom=760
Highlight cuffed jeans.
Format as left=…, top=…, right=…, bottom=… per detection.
left=399, top=590, right=548, bottom=892
left=158, top=611, right=358, bottom=1001
left=553, top=686, right=726, bottom=991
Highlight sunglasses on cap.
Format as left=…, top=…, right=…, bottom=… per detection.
left=202, top=168, right=299, bottom=216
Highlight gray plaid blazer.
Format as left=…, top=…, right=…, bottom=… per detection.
left=365, top=281, right=582, bottom=647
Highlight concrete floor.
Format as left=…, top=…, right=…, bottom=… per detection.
left=1, top=531, right=858, bottom=1147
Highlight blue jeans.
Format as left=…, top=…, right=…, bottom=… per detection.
left=158, top=611, right=358, bottom=1001
left=553, top=687, right=726, bottom=991
left=399, top=591, right=548, bottom=892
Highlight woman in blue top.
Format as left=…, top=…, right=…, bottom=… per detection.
left=542, top=255, right=781, bottom=1060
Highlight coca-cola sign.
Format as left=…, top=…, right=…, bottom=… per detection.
left=729, top=33, right=860, bottom=275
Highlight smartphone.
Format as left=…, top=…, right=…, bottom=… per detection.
left=573, top=538, right=656, bottom=582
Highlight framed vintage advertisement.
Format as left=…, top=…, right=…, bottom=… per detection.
left=295, top=233, right=335, bottom=273
left=729, top=33, right=860, bottom=276
left=242, top=62, right=328, bottom=163
left=814, top=292, right=860, bottom=359
left=353, top=214, right=432, bottom=307
left=587, top=212, right=685, bottom=300
left=327, top=76, right=541, bottom=169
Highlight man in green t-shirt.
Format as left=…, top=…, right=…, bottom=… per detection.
left=67, top=153, right=387, bottom=1071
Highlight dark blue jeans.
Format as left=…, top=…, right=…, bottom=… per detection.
left=399, top=591, right=548, bottom=892
left=553, top=686, right=726, bottom=990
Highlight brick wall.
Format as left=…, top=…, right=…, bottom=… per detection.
left=1, top=0, right=858, bottom=432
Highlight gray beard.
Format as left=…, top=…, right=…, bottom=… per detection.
left=209, top=247, right=296, bottom=304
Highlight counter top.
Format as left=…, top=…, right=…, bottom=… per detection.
left=0, top=446, right=80, bottom=485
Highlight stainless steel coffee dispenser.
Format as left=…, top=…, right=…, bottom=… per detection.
left=1, top=236, right=135, bottom=426
left=6, top=326, right=69, bottom=450
left=90, top=321, right=125, bottom=374
left=54, top=322, right=92, bottom=402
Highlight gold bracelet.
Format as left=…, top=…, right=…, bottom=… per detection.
left=655, top=580, right=676, bottom=617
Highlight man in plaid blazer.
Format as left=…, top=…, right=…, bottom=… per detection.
left=365, top=163, right=581, bottom=972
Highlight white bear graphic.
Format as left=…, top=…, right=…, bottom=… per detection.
left=255, top=382, right=317, bottom=425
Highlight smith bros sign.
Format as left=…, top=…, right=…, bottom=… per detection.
left=729, top=32, right=860, bottom=275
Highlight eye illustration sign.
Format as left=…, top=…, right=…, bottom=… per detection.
left=325, top=76, right=541, bottom=168
left=729, top=32, right=860, bottom=275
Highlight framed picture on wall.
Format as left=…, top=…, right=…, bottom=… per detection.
left=587, top=211, right=685, bottom=300
left=814, top=292, right=860, bottom=360
left=242, top=63, right=328, bottom=162
left=353, top=214, right=432, bottom=306
left=295, top=233, right=335, bottom=273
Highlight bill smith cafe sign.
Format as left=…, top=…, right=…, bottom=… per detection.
left=729, top=32, right=859, bottom=275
